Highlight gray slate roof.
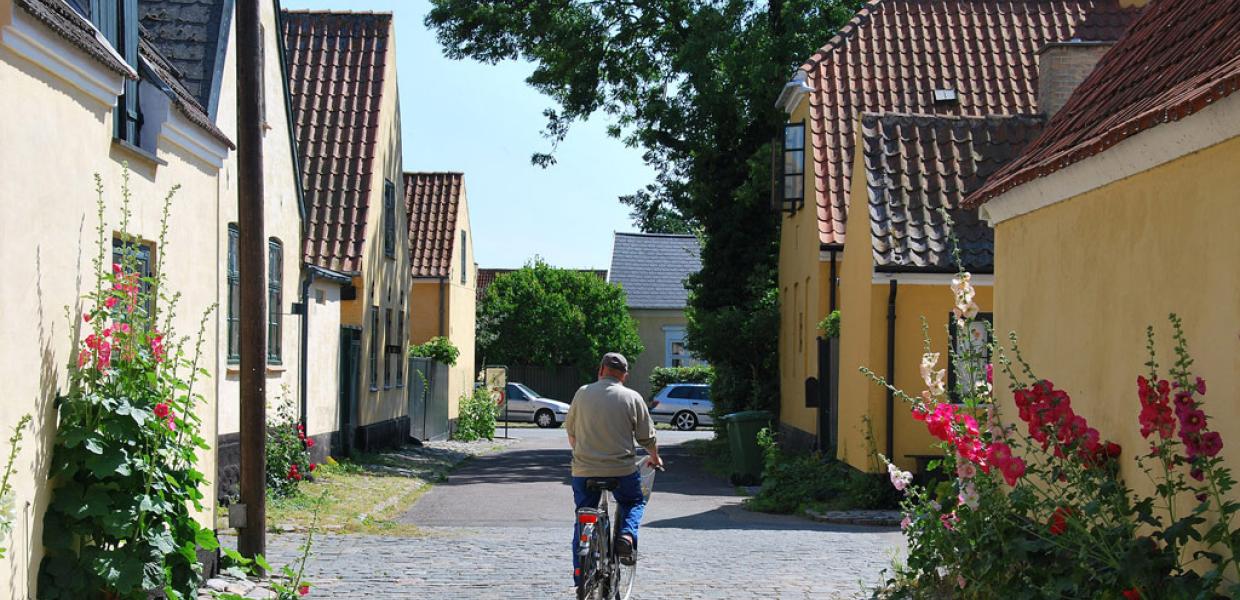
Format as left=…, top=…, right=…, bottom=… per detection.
left=608, top=233, right=701, bottom=310
left=138, top=0, right=233, bottom=116
left=862, top=113, right=1044, bottom=273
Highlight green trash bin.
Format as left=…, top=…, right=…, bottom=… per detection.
left=720, top=410, right=773, bottom=485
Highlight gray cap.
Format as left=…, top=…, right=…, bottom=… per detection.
left=600, top=352, right=629, bottom=373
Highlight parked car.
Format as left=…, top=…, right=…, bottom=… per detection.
left=501, top=382, right=570, bottom=428
left=650, top=383, right=714, bottom=431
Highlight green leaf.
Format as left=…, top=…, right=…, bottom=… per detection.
left=195, top=526, right=219, bottom=551
left=86, top=450, right=131, bottom=478
left=83, top=437, right=104, bottom=454
left=254, top=554, right=274, bottom=573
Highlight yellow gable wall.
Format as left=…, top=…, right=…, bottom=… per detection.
left=777, top=97, right=841, bottom=444
left=0, top=16, right=225, bottom=593
left=992, top=132, right=1240, bottom=498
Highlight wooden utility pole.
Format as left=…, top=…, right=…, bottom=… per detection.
left=235, top=0, right=267, bottom=561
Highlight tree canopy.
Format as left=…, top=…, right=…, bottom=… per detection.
left=477, top=261, right=643, bottom=376
left=429, top=0, right=862, bottom=413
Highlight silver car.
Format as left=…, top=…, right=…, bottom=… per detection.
left=501, top=382, right=570, bottom=428
left=650, top=383, right=714, bottom=431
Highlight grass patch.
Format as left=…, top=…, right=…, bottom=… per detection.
left=681, top=435, right=731, bottom=480
left=259, top=445, right=473, bottom=536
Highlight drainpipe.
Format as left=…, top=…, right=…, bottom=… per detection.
left=299, top=268, right=317, bottom=429
left=827, top=248, right=838, bottom=313
left=885, top=279, right=898, bottom=460
left=819, top=247, right=839, bottom=454
left=437, top=276, right=448, bottom=337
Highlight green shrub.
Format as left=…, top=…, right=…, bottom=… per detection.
left=817, top=309, right=840, bottom=339
left=744, top=428, right=899, bottom=514
left=266, top=390, right=314, bottom=498
left=453, top=387, right=499, bottom=442
left=408, top=336, right=460, bottom=366
left=650, top=365, right=714, bottom=397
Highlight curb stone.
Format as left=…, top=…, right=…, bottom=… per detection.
left=805, top=508, right=902, bottom=527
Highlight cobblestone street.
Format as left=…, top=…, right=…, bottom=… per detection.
left=259, top=429, right=905, bottom=599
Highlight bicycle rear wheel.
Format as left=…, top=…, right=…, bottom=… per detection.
left=614, top=563, right=636, bottom=600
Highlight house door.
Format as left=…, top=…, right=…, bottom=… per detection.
left=337, top=327, right=362, bottom=456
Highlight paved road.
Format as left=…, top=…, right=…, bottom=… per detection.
left=264, top=428, right=905, bottom=599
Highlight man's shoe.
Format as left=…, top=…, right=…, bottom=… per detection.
left=615, top=535, right=636, bottom=565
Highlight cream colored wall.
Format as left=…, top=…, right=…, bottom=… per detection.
left=352, top=27, right=408, bottom=428
left=215, top=0, right=305, bottom=436
left=442, top=190, right=476, bottom=419
left=305, top=280, right=342, bottom=437
left=777, top=98, right=827, bottom=437
left=627, top=309, right=687, bottom=400
left=992, top=132, right=1240, bottom=500
left=0, top=19, right=223, bottom=594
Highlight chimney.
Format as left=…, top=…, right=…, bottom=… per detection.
left=1037, top=41, right=1113, bottom=118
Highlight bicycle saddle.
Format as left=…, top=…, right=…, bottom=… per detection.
left=585, top=478, right=620, bottom=491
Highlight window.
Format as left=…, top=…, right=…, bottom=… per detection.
left=112, top=237, right=153, bottom=316
left=664, top=326, right=699, bottom=368
left=666, top=386, right=694, bottom=399
left=460, top=231, right=467, bottom=285
left=395, top=295, right=405, bottom=387
left=384, top=308, right=393, bottom=389
left=226, top=225, right=239, bottom=362
left=781, top=122, right=806, bottom=213
left=91, top=0, right=141, bottom=145
left=267, top=238, right=282, bottom=364
left=369, top=307, right=380, bottom=390
left=948, top=312, right=993, bottom=403
left=383, top=180, right=396, bottom=258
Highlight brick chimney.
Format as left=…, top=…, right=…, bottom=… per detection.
left=1037, top=41, right=1113, bottom=118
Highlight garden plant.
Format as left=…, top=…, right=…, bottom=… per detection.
left=0, top=415, right=31, bottom=559
left=38, top=172, right=220, bottom=599
left=453, top=387, right=499, bottom=442
left=267, top=390, right=316, bottom=498
left=407, top=336, right=460, bottom=366
left=866, top=222, right=1240, bottom=599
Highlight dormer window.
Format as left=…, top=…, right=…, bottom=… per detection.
left=90, top=0, right=141, bottom=145
left=781, top=122, right=806, bottom=213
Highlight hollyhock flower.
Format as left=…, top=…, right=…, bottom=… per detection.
left=83, top=311, right=93, bottom=323
left=887, top=463, right=913, bottom=491
left=154, top=403, right=170, bottom=419
left=900, top=515, right=911, bottom=530
left=985, top=363, right=993, bottom=384
left=105, top=296, right=118, bottom=309
left=1001, top=457, right=1026, bottom=486
left=950, top=274, right=979, bottom=325
left=1196, top=377, right=1207, bottom=395
left=956, top=461, right=976, bottom=480
left=299, top=584, right=309, bottom=596
left=1199, top=431, right=1223, bottom=458
left=305, top=438, right=315, bottom=449
left=957, top=574, right=967, bottom=589
left=1105, top=442, right=1122, bottom=459
left=1196, top=493, right=1208, bottom=503
left=1179, top=409, right=1207, bottom=434
left=150, top=335, right=166, bottom=362
left=1048, top=507, right=1070, bottom=536
left=958, top=482, right=979, bottom=510
left=1122, top=588, right=1141, bottom=600
left=1190, top=468, right=1204, bottom=481
left=920, top=353, right=946, bottom=397
left=940, top=512, right=958, bottom=531
left=308, top=463, right=317, bottom=472
left=96, top=342, right=112, bottom=369
left=166, top=416, right=176, bottom=431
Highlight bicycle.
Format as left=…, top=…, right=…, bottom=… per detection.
left=575, top=463, right=662, bottom=600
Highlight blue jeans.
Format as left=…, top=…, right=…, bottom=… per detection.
left=572, top=471, right=645, bottom=585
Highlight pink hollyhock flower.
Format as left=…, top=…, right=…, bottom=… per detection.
left=1001, top=457, right=1026, bottom=486
left=83, top=312, right=93, bottom=323
left=958, top=482, right=979, bottom=510
left=154, top=403, right=170, bottom=419
left=166, top=416, right=176, bottom=431
left=1200, top=432, right=1223, bottom=458
left=900, top=515, right=911, bottom=530
left=1179, top=409, right=1207, bottom=434
left=150, top=335, right=166, bottom=362
left=105, top=296, right=118, bottom=309
left=940, top=512, right=958, bottom=531
left=956, top=461, right=977, bottom=480
left=112, top=263, right=122, bottom=275
left=1196, top=377, right=1207, bottom=395
left=985, top=364, right=993, bottom=384
left=96, top=342, right=112, bottom=369
left=77, top=349, right=91, bottom=369
left=950, top=274, right=979, bottom=325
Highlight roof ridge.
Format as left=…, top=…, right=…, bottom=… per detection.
left=281, top=9, right=394, bottom=16
left=614, top=232, right=698, bottom=239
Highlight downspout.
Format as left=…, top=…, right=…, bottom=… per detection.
left=819, top=247, right=839, bottom=453
left=827, top=248, right=838, bottom=312
left=299, top=268, right=317, bottom=429
left=885, top=279, right=898, bottom=460
left=437, top=276, right=447, bottom=337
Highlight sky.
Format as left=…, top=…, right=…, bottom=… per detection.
left=282, top=0, right=656, bottom=271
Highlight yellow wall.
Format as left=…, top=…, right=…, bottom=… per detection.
left=215, top=0, right=305, bottom=437
left=0, top=9, right=226, bottom=592
left=778, top=97, right=842, bottom=440
left=409, top=279, right=443, bottom=343
left=992, top=132, right=1240, bottom=498
left=628, top=309, right=689, bottom=399
left=342, top=23, right=408, bottom=429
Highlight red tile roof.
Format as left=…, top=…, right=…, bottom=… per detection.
left=282, top=10, right=392, bottom=273
left=405, top=172, right=464, bottom=279
left=966, top=0, right=1240, bottom=208
left=799, top=0, right=1140, bottom=246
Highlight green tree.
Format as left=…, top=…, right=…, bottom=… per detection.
left=427, top=0, right=862, bottom=414
left=478, top=261, right=643, bottom=376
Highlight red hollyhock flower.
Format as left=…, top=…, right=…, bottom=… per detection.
left=299, top=584, right=309, bottom=596
left=1178, top=409, right=1207, bottom=434
left=1048, top=507, right=1070, bottom=536
left=1195, top=377, right=1207, bottom=395
left=309, top=463, right=317, bottom=472
left=154, top=403, right=171, bottom=419
left=1122, top=588, right=1141, bottom=600
left=105, top=296, right=119, bottom=309
left=305, top=438, right=315, bottom=448
left=1199, top=431, right=1223, bottom=458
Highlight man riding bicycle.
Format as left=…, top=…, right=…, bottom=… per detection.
left=565, top=352, right=664, bottom=588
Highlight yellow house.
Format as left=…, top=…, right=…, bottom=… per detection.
left=0, top=0, right=234, bottom=592
left=139, top=0, right=310, bottom=501
left=404, top=171, right=477, bottom=428
left=607, top=233, right=704, bottom=400
left=283, top=10, right=411, bottom=453
left=964, top=0, right=1240, bottom=494
left=833, top=113, right=1044, bottom=472
left=775, top=0, right=1140, bottom=457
